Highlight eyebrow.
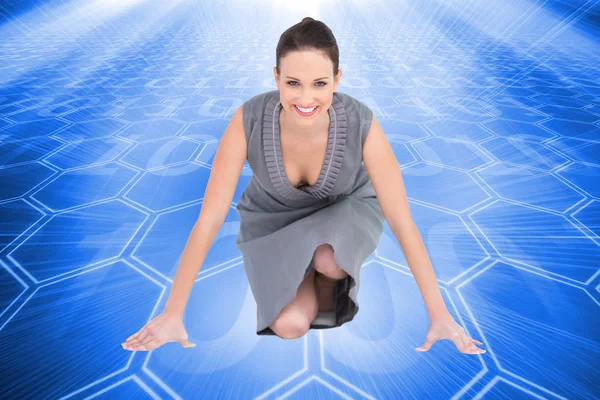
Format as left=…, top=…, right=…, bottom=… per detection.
left=285, top=76, right=330, bottom=81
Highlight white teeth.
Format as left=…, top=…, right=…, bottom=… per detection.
left=295, top=105, right=316, bottom=113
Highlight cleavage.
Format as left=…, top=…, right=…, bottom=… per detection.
left=280, top=130, right=329, bottom=188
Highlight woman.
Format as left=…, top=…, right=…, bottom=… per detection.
left=122, top=17, right=485, bottom=354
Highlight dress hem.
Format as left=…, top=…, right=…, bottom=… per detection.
left=256, top=266, right=358, bottom=337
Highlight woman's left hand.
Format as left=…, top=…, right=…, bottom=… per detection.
left=415, top=313, right=486, bottom=355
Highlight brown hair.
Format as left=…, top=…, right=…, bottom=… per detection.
left=275, top=17, right=340, bottom=76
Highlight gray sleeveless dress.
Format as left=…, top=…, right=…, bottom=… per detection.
left=235, top=89, right=385, bottom=336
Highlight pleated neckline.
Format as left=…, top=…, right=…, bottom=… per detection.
left=262, top=92, right=347, bottom=200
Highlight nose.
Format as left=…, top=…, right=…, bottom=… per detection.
left=298, top=88, right=315, bottom=107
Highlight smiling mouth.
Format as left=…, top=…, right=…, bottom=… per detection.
left=294, top=105, right=318, bottom=116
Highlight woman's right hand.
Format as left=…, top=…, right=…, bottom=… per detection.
left=122, top=311, right=196, bottom=351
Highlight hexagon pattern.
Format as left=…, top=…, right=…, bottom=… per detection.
left=0, top=3, right=598, bottom=400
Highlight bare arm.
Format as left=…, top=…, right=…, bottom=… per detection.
left=361, top=114, right=486, bottom=355
left=163, top=105, right=247, bottom=318
left=362, top=114, right=449, bottom=321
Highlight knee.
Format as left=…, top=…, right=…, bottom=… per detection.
left=270, top=313, right=311, bottom=339
left=312, top=244, right=347, bottom=278
left=312, top=244, right=336, bottom=272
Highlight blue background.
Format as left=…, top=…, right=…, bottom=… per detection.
left=0, top=0, right=599, bottom=399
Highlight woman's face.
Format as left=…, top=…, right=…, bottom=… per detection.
left=273, top=50, right=342, bottom=128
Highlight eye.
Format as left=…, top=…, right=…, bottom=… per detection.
left=286, top=80, right=328, bottom=87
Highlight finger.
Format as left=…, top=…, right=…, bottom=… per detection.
left=465, top=343, right=477, bottom=354
left=139, top=331, right=158, bottom=347
left=125, top=326, right=148, bottom=345
left=180, top=339, right=196, bottom=348
left=453, top=333, right=471, bottom=353
left=125, top=342, right=145, bottom=351
left=125, top=336, right=145, bottom=349
left=126, top=332, right=151, bottom=350
left=415, top=342, right=431, bottom=352
left=471, top=339, right=483, bottom=346
left=136, top=338, right=162, bottom=352
left=122, top=341, right=147, bottom=351
left=135, top=328, right=152, bottom=345
left=125, top=336, right=161, bottom=352
left=464, top=342, right=486, bottom=355
left=122, top=343, right=135, bottom=351
left=125, top=331, right=141, bottom=344
left=415, top=336, right=437, bottom=352
left=469, top=346, right=486, bottom=355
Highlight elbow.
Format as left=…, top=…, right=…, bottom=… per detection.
left=195, top=216, right=223, bottom=235
left=389, top=218, right=416, bottom=235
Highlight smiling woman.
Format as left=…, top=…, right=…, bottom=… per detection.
left=235, top=17, right=387, bottom=338
left=273, top=17, right=341, bottom=136
left=123, top=17, right=485, bottom=355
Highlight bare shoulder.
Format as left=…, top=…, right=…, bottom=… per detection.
left=221, top=104, right=246, bottom=159
left=197, top=104, right=247, bottom=227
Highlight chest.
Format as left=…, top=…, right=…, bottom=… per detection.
left=279, top=129, right=329, bottom=188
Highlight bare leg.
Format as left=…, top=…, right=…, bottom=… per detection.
left=269, top=267, right=319, bottom=339
left=312, top=244, right=348, bottom=312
